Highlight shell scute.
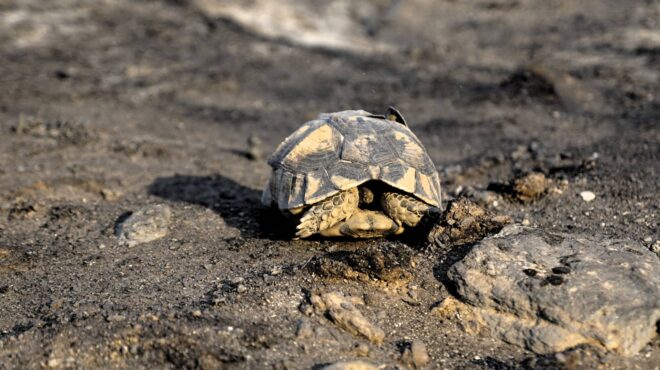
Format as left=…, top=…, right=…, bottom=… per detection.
left=265, top=110, right=441, bottom=209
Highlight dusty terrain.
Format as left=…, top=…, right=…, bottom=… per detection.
left=0, top=0, right=658, bottom=369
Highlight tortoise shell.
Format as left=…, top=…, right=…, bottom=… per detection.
left=262, top=110, right=441, bottom=210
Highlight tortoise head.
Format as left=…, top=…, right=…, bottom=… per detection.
left=386, top=106, right=407, bottom=126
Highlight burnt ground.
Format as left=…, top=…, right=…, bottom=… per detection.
left=0, top=0, right=658, bottom=369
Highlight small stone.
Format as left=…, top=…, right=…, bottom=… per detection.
left=246, top=135, right=262, bottom=160
left=362, top=293, right=379, bottom=307
left=295, top=319, right=313, bottom=340
left=101, top=188, right=123, bottom=201
left=579, top=191, right=596, bottom=202
left=106, top=314, right=126, bottom=322
left=310, top=291, right=385, bottom=344
left=650, top=241, right=660, bottom=257
left=299, top=302, right=313, bottom=316
left=115, top=205, right=172, bottom=247
left=236, top=284, right=247, bottom=293
left=521, top=219, right=531, bottom=226
left=353, top=342, right=370, bottom=356
left=320, top=360, right=380, bottom=370
left=401, top=340, right=431, bottom=369
left=643, top=236, right=652, bottom=243
left=192, top=310, right=202, bottom=317
left=513, top=172, right=550, bottom=202
left=47, top=358, right=62, bottom=368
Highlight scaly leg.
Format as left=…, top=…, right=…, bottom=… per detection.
left=296, top=188, right=359, bottom=238
left=381, top=191, right=429, bottom=227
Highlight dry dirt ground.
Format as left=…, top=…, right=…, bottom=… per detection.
left=0, top=0, right=658, bottom=369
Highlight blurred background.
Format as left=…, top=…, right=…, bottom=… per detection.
left=2, top=0, right=657, bottom=160
left=2, top=0, right=657, bottom=194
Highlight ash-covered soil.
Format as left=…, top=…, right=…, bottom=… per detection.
left=0, top=0, right=658, bottom=369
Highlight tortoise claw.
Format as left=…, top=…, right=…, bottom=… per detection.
left=295, top=188, right=359, bottom=238
left=381, top=191, right=429, bottom=227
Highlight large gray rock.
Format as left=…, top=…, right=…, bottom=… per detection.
left=445, top=226, right=660, bottom=356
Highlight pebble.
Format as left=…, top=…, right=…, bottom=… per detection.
left=354, top=342, right=370, bottom=356
left=101, top=188, right=123, bottom=201
left=47, top=358, right=62, bottom=368
left=106, top=314, right=126, bottom=322
left=513, top=172, right=550, bottom=202
left=362, top=293, right=379, bottom=307
left=579, top=191, right=596, bottom=202
left=295, top=319, right=313, bottom=340
left=236, top=284, right=247, bottom=293
left=299, top=302, right=313, bottom=316
left=115, top=204, right=172, bottom=247
left=401, top=340, right=431, bottom=369
left=650, top=241, right=660, bottom=257
left=320, top=360, right=380, bottom=370
left=246, top=135, right=262, bottom=160
left=310, top=291, right=385, bottom=344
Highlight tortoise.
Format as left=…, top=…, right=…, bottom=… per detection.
left=262, top=108, right=441, bottom=238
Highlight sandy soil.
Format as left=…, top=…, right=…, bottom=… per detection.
left=0, top=0, right=658, bottom=368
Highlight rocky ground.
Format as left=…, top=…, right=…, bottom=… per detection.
left=0, top=0, right=658, bottom=369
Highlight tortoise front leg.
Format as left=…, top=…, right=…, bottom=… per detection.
left=380, top=191, right=430, bottom=227
left=296, top=188, right=359, bottom=238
